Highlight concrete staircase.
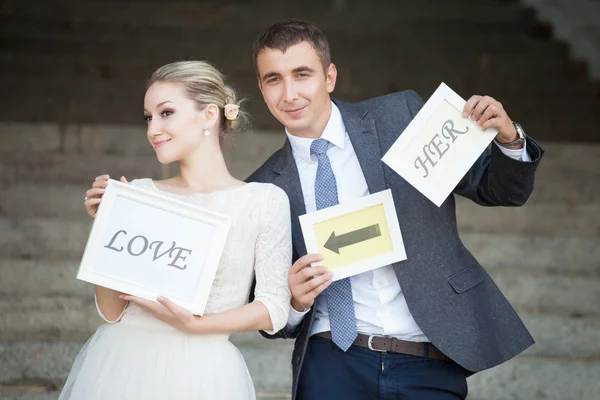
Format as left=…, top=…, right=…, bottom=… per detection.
left=1, top=0, right=600, bottom=398
left=522, top=0, right=600, bottom=80
left=1, top=122, right=599, bottom=399
left=0, top=0, right=599, bottom=141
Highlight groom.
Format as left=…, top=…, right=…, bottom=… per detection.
left=247, top=20, right=542, bottom=400
left=85, top=19, right=543, bottom=400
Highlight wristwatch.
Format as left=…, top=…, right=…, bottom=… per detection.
left=496, top=122, right=526, bottom=149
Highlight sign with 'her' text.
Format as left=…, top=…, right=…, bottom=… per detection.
left=77, top=179, right=231, bottom=315
left=382, top=83, right=498, bottom=206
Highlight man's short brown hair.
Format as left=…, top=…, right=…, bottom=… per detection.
left=253, top=19, right=332, bottom=76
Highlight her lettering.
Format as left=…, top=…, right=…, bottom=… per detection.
left=414, top=119, right=469, bottom=178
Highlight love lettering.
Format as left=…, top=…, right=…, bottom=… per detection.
left=414, top=119, right=470, bottom=178
left=104, top=230, right=192, bottom=270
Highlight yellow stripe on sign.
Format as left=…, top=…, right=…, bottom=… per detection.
left=312, top=203, right=393, bottom=271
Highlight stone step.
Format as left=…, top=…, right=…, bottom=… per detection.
left=2, top=232, right=598, bottom=276
left=2, top=338, right=600, bottom=399
left=0, top=292, right=300, bottom=345
left=2, top=162, right=598, bottom=218
left=1, top=125, right=598, bottom=171
left=0, top=391, right=59, bottom=400
left=2, top=0, right=526, bottom=29
left=0, top=388, right=289, bottom=400
left=2, top=257, right=599, bottom=300
left=0, top=151, right=276, bottom=185
left=0, top=389, right=289, bottom=400
left=0, top=124, right=285, bottom=159
left=1, top=28, right=576, bottom=100
left=454, top=200, right=600, bottom=235
left=0, top=153, right=170, bottom=185
left=2, top=22, right=561, bottom=58
left=0, top=390, right=289, bottom=400
left=0, top=43, right=584, bottom=86
left=0, top=126, right=599, bottom=194
left=461, top=234, right=600, bottom=273
left=0, top=45, right=581, bottom=103
left=2, top=72, right=598, bottom=139
left=0, top=35, right=577, bottom=95
left=492, top=272, right=600, bottom=317
left=0, top=339, right=292, bottom=390
left=3, top=63, right=594, bottom=115
left=0, top=9, right=562, bottom=50
left=2, top=260, right=600, bottom=340
left=1, top=203, right=598, bottom=261
left=0, top=124, right=597, bottom=162
left=466, top=356, right=600, bottom=400
left=2, top=201, right=599, bottom=257
left=0, top=75, right=272, bottom=127
left=2, top=356, right=600, bottom=400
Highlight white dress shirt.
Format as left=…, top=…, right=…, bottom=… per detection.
left=286, top=102, right=529, bottom=341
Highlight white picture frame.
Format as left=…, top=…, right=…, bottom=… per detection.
left=299, top=189, right=406, bottom=281
left=77, top=179, right=231, bottom=315
left=382, top=82, right=498, bottom=207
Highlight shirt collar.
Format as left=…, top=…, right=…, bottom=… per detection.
left=285, top=102, right=346, bottom=164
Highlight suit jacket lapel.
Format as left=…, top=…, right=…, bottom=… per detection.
left=335, top=100, right=386, bottom=194
left=272, top=139, right=308, bottom=256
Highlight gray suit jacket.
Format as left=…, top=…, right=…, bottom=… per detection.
left=247, top=90, right=543, bottom=399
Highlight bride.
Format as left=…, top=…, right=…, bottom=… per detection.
left=60, top=61, right=292, bottom=399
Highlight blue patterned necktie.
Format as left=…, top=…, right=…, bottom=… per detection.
left=310, top=138, right=358, bottom=351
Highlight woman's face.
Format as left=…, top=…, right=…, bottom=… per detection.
left=144, top=81, right=208, bottom=164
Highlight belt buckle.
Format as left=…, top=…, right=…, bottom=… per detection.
left=367, top=335, right=389, bottom=353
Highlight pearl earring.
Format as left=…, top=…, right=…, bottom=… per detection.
left=204, top=129, right=210, bottom=137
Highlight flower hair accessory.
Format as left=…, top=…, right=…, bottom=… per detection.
left=223, top=104, right=240, bottom=121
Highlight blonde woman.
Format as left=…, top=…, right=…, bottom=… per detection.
left=61, top=61, right=292, bottom=399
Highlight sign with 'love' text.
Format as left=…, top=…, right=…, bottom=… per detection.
left=77, top=179, right=231, bottom=315
left=382, top=83, right=498, bottom=206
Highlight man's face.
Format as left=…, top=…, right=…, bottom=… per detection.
left=256, top=41, right=337, bottom=138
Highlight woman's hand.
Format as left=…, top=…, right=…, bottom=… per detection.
left=85, top=175, right=129, bottom=217
left=121, top=295, right=198, bottom=333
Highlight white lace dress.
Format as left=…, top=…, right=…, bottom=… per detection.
left=59, top=179, right=292, bottom=400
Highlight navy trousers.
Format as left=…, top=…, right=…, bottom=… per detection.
left=297, top=336, right=468, bottom=400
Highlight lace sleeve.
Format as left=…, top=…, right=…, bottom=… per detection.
left=252, top=185, right=292, bottom=334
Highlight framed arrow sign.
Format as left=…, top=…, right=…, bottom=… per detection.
left=299, top=189, right=406, bottom=281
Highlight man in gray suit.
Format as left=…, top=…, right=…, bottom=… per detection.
left=248, top=19, right=543, bottom=400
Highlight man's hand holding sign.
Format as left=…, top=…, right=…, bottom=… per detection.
left=293, top=190, right=406, bottom=313
left=463, top=94, right=522, bottom=147
left=382, top=83, right=526, bottom=207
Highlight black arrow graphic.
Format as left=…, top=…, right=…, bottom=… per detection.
left=324, top=224, right=381, bottom=254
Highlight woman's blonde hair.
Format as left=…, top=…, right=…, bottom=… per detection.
left=148, top=61, right=248, bottom=137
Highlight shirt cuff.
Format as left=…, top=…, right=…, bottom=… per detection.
left=494, top=140, right=531, bottom=162
left=285, top=305, right=311, bottom=331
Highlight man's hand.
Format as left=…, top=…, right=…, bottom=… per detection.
left=463, top=95, right=520, bottom=146
left=288, top=254, right=333, bottom=312
left=85, top=175, right=128, bottom=217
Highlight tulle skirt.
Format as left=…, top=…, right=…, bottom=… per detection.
left=59, top=312, right=255, bottom=399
